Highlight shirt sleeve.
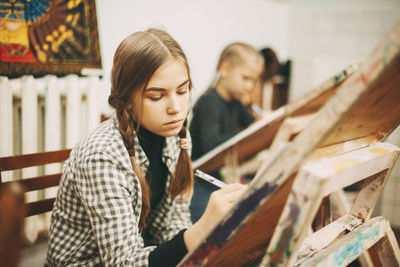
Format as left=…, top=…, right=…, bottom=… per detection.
left=147, top=197, right=191, bottom=267
left=145, top=194, right=192, bottom=245
left=194, top=96, right=237, bottom=150
left=238, top=101, right=255, bottom=128
left=149, top=229, right=188, bottom=267
left=75, top=152, right=154, bottom=267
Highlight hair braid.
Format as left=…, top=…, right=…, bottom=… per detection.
left=116, top=107, right=150, bottom=229
left=169, top=119, right=193, bottom=200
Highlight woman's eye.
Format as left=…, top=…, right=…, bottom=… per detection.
left=177, top=88, right=188, bottom=95
left=148, top=95, right=163, bottom=101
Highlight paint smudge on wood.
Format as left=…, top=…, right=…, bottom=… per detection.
left=267, top=191, right=309, bottom=265
left=369, top=147, right=390, bottom=154
left=333, top=225, right=380, bottom=265
left=333, top=158, right=361, bottom=173
left=181, top=180, right=278, bottom=266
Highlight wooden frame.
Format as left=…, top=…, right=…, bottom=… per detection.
left=264, top=142, right=399, bottom=266
left=297, top=216, right=400, bottom=266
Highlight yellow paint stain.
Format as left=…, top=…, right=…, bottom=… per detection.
left=369, top=148, right=390, bottom=154
left=334, top=158, right=362, bottom=173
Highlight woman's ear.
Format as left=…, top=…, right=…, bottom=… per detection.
left=219, top=61, right=230, bottom=78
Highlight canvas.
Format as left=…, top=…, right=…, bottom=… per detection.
left=0, top=0, right=101, bottom=77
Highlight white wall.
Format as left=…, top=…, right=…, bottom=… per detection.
left=287, top=0, right=400, bottom=100
left=95, top=0, right=400, bottom=113
left=286, top=0, right=400, bottom=227
left=95, top=0, right=289, bottom=115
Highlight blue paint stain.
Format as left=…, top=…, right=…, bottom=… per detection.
left=182, top=172, right=283, bottom=266
left=333, top=225, right=380, bottom=265
left=206, top=179, right=279, bottom=247
left=185, top=173, right=283, bottom=264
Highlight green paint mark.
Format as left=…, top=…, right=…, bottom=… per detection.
left=382, top=39, right=400, bottom=67
left=333, top=225, right=380, bottom=265
left=268, top=226, right=294, bottom=265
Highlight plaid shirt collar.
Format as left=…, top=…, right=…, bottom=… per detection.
left=134, top=134, right=178, bottom=174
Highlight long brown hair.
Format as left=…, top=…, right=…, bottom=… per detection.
left=108, top=29, right=193, bottom=229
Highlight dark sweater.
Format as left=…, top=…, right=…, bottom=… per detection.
left=190, top=88, right=255, bottom=160
left=138, top=127, right=168, bottom=210
left=137, top=127, right=188, bottom=267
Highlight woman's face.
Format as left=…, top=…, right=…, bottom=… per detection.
left=130, top=57, right=190, bottom=137
left=221, top=56, right=263, bottom=102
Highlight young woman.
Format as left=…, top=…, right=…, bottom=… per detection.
left=46, top=29, right=246, bottom=267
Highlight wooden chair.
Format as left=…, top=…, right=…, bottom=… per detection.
left=0, top=149, right=71, bottom=266
left=0, top=182, right=25, bottom=267
left=0, top=149, right=71, bottom=217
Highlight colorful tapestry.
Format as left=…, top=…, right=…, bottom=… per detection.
left=0, top=0, right=102, bottom=77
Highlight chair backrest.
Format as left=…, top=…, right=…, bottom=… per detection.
left=0, top=182, right=25, bottom=267
left=0, top=149, right=71, bottom=217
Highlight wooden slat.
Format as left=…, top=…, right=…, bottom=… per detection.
left=0, top=149, right=71, bottom=172
left=2, top=174, right=61, bottom=192
left=26, top=198, right=55, bottom=217
left=321, top=56, right=400, bottom=147
left=296, top=217, right=400, bottom=266
left=0, top=149, right=71, bottom=217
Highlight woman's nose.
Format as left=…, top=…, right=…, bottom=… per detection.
left=167, top=96, right=180, bottom=114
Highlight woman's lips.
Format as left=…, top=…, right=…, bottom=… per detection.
left=165, top=119, right=183, bottom=129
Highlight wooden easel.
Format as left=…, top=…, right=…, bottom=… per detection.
left=257, top=113, right=378, bottom=266
left=192, top=64, right=358, bottom=174
left=179, top=19, right=400, bottom=267
left=263, top=141, right=400, bottom=266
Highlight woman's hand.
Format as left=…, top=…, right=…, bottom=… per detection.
left=184, top=183, right=248, bottom=252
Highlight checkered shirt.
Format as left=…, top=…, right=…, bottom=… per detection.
left=46, top=117, right=192, bottom=266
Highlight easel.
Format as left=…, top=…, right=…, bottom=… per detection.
left=256, top=112, right=379, bottom=266
left=179, top=19, right=400, bottom=267
left=263, top=141, right=400, bottom=266
left=192, top=64, right=358, bottom=174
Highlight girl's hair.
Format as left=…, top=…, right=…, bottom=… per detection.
left=108, top=28, right=193, bottom=229
left=209, top=42, right=263, bottom=88
left=217, top=42, right=264, bottom=70
left=260, top=47, right=279, bottom=82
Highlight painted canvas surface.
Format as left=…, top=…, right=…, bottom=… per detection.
left=0, top=0, right=101, bottom=77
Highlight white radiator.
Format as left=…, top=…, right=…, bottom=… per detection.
left=0, top=74, right=102, bottom=243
